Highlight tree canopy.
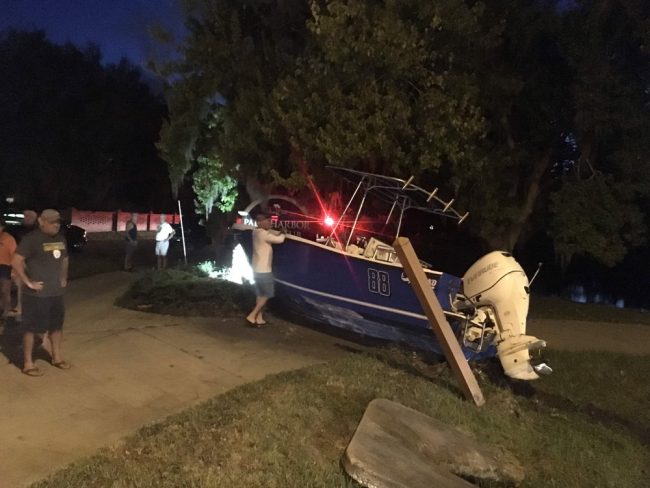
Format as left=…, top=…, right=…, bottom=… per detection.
left=0, top=29, right=171, bottom=210
left=158, top=0, right=650, bottom=267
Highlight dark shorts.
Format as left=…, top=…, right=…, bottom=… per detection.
left=0, top=264, right=11, bottom=280
left=22, top=294, right=65, bottom=333
left=254, top=272, right=275, bottom=298
left=125, top=240, right=138, bottom=257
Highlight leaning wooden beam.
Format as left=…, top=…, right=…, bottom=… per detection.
left=393, top=237, right=485, bottom=407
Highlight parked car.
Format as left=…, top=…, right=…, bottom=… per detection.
left=63, top=223, right=88, bottom=250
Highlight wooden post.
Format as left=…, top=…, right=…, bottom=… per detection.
left=393, top=237, right=485, bottom=406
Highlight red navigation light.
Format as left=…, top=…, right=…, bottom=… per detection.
left=324, top=215, right=335, bottom=227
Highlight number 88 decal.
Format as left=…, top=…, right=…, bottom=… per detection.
left=368, top=268, right=390, bottom=296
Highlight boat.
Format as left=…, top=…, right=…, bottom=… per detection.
left=232, top=167, right=551, bottom=380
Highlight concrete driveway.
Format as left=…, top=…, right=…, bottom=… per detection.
left=0, top=272, right=354, bottom=487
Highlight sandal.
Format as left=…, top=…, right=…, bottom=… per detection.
left=22, top=367, right=44, bottom=377
left=245, top=318, right=266, bottom=328
left=52, top=361, right=71, bottom=370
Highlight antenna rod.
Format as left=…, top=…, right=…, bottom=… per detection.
left=529, top=262, right=543, bottom=286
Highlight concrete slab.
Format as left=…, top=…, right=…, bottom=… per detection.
left=0, top=272, right=355, bottom=487
left=342, top=398, right=524, bottom=488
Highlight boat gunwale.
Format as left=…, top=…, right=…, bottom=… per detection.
left=231, top=223, right=445, bottom=277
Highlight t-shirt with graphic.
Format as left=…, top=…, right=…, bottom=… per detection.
left=16, top=230, right=68, bottom=297
left=0, top=231, right=17, bottom=266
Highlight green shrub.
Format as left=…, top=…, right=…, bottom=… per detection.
left=116, top=269, right=255, bottom=316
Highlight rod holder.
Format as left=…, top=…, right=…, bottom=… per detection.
left=443, top=198, right=455, bottom=212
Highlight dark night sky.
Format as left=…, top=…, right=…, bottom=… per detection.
left=1, top=0, right=187, bottom=68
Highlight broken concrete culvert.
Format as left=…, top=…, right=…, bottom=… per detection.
left=342, top=398, right=525, bottom=488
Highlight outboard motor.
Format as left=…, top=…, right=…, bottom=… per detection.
left=460, top=251, right=551, bottom=380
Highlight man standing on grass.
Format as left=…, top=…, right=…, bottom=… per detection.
left=245, top=213, right=285, bottom=327
left=124, top=213, right=138, bottom=271
left=155, top=214, right=175, bottom=270
left=12, top=209, right=70, bottom=376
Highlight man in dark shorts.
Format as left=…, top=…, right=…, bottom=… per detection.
left=245, top=213, right=285, bottom=327
left=12, top=209, right=70, bottom=376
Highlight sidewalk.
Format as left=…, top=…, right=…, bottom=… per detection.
left=0, top=272, right=352, bottom=487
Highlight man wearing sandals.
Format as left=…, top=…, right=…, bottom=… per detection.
left=245, top=213, right=285, bottom=327
left=12, top=209, right=70, bottom=376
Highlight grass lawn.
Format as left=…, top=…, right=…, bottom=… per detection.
left=530, top=294, right=650, bottom=325
left=32, top=348, right=649, bottom=487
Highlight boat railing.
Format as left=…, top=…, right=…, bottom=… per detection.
left=325, top=167, right=468, bottom=253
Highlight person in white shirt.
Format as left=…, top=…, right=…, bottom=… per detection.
left=155, top=214, right=175, bottom=269
left=245, top=213, right=285, bottom=327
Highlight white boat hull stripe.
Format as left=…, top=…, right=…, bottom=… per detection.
left=274, top=278, right=460, bottom=321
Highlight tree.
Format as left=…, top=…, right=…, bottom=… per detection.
left=192, top=154, right=237, bottom=218
left=155, top=0, right=311, bottom=204
left=0, top=29, right=170, bottom=210
left=454, top=0, right=574, bottom=252
left=547, top=0, right=650, bottom=266
left=273, top=0, right=486, bottom=177
left=159, top=0, right=649, bottom=267
left=158, top=0, right=489, bottom=209
left=431, top=0, right=649, bottom=265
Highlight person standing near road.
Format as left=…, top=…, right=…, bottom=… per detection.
left=154, top=214, right=175, bottom=270
left=0, top=219, right=17, bottom=319
left=12, top=210, right=39, bottom=317
left=245, top=213, right=285, bottom=327
left=12, top=209, right=70, bottom=376
left=124, top=213, right=138, bottom=271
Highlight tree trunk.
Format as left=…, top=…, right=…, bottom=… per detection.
left=245, top=175, right=266, bottom=205
left=485, top=151, right=553, bottom=251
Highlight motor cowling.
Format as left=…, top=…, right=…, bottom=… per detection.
left=462, top=251, right=549, bottom=380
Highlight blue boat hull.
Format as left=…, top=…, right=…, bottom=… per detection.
left=236, top=230, right=494, bottom=359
